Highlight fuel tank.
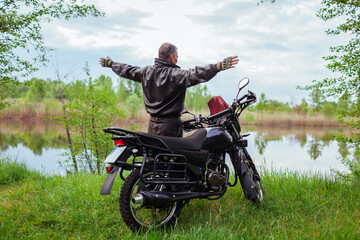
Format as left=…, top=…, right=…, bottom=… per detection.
left=201, top=127, right=233, bottom=151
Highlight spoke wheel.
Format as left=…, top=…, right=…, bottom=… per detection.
left=119, top=169, right=178, bottom=231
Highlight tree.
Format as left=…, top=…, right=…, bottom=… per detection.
left=301, top=0, right=360, bottom=183
left=301, top=1, right=359, bottom=100
left=25, top=78, right=46, bottom=102
left=309, top=86, right=324, bottom=112
left=0, top=0, right=103, bottom=110
left=254, top=93, right=270, bottom=111
left=60, top=76, right=125, bottom=173
left=116, top=77, right=143, bottom=103
left=125, top=94, right=142, bottom=118
left=185, top=85, right=212, bottom=111
left=257, top=0, right=275, bottom=4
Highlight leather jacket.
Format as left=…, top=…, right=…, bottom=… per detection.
left=111, top=58, right=219, bottom=118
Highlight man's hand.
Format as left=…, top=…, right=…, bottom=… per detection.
left=217, top=56, right=239, bottom=71
left=99, top=56, right=113, bottom=68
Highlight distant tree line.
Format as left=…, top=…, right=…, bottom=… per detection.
left=3, top=76, right=353, bottom=121
left=247, top=87, right=351, bottom=122
left=2, top=76, right=214, bottom=112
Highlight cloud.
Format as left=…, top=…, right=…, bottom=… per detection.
left=32, top=0, right=344, bottom=105
left=42, top=7, right=153, bottom=50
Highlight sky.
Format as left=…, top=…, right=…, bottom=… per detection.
left=34, top=0, right=346, bottom=104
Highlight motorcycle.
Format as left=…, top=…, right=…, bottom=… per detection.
left=100, top=77, right=264, bottom=231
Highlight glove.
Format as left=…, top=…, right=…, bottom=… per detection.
left=216, top=56, right=239, bottom=71
left=99, top=56, right=113, bottom=68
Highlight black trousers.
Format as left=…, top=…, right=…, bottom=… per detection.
left=148, top=117, right=183, bottom=138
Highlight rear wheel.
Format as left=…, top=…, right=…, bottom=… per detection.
left=119, top=169, right=178, bottom=231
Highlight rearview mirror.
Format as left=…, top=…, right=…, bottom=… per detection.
left=181, top=108, right=195, bottom=117
left=235, top=77, right=250, bottom=100
left=238, top=77, right=249, bottom=90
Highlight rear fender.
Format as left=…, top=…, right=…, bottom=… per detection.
left=100, top=166, right=120, bottom=195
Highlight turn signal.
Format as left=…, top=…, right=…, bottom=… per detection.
left=114, top=139, right=125, bottom=146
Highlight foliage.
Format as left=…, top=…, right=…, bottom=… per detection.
left=117, top=77, right=142, bottom=103
left=125, top=94, right=142, bottom=118
left=332, top=135, right=360, bottom=185
left=185, top=85, right=213, bottom=111
left=299, top=0, right=360, bottom=100
left=254, top=93, right=292, bottom=112
left=24, top=78, right=47, bottom=102
left=56, top=75, right=125, bottom=173
left=298, top=0, right=360, bottom=183
left=257, top=0, right=275, bottom=4
left=0, top=0, right=103, bottom=111
left=254, top=93, right=269, bottom=111
left=293, top=98, right=309, bottom=114
left=309, top=87, right=324, bottom=112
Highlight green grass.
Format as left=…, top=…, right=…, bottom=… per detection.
left=0, top=160, right=359, bottom=239
left=0, top=157, right=42, bottom=185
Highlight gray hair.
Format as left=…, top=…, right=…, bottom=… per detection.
left=158, top=43, right=177, bottom=60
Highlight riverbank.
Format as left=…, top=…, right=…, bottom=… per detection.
left=0, top=99, right=345, bottom=127
left=0, top=158, right=359, bottom=239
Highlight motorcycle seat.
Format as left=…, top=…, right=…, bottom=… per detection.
left=136, top=128, right=207, bottom=151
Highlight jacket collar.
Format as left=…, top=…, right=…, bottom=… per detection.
left=154, top=58, right=180, bottom=68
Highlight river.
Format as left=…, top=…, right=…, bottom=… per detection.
left=0, top=119, right=350, bottom=176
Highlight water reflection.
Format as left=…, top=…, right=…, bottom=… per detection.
left=241, top=125, right=353, bottom=174
left=0, top=119, right=68, bottom=155
left=0, top=120, right=352, bottom=175
left=246, top=125, right=351, bottom=160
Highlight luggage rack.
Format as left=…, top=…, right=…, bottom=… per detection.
left=140, top=154, right=191, bottom=184
left=153, top=154, right=187, bottom=181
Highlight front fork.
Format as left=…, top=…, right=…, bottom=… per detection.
left=230, top=144, right=261, bottom=200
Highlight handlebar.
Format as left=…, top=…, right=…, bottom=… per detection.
left=183, top=90, right=256, bottom=131
left=237, top=90, right=256, bottom=105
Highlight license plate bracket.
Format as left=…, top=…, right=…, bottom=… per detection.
left=104, top=146, right=126, bottom=163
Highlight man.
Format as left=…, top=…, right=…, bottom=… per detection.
left=99, top=42, right=238, bottom=137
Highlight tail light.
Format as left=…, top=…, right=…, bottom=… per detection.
left=106, top=166, right=113, bottom=172
left=114, top=139, right=125, bottom=147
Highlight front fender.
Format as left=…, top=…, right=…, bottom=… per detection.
left=236, top=148, right=258, bottom=200
left=230, top=147, right=247, bottom=175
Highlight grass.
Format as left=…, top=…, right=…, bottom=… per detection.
left=1, top=98, right=63, bottom=119
left=0, top=159, right=359, bottom=239
left=0, top=157, right=42, bottom=185
left=240, top=111, right=343, bottom=127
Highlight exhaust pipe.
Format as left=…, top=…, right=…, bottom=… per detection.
left=132, top=190, right=226, bottom=208
left=131, top=194, right=145, bottom=208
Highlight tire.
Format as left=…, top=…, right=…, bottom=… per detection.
left=119, top=169, right=178, bottom=231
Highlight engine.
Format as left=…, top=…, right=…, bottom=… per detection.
left=205, top=153, right=227, bottom=189
left=206, top=169, right=226, bottom=187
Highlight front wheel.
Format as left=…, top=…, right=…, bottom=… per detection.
left=119, top=169, right=179, bottom=231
